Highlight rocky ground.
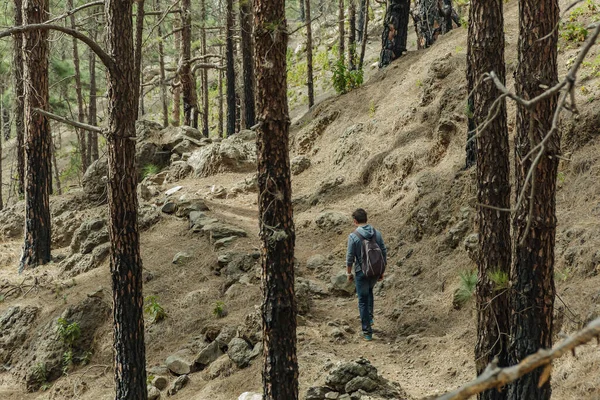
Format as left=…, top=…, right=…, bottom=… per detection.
left=2, top=0, right=600, bottom=399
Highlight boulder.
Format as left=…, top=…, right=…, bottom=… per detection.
left=82, top=158, right=108, bottom=203
left=230, top=174, right=259, bottom=196
left=151, top=375, right=169, bottom=390
left=0, top=306, right=40, bottom=364
left=240, top=308, right=262, bottom=346
left=188, top=137, right=257, bottom=177
left=227, top=337, right=253, bottom=368
left=295, top=280, right=314, bottom=315
left=135, top=119, right=163, bottom=142
left=195, top=341, right=224, bottom=367
left=166, top=350, right=196, bottom=375
left=306, top=386, right=331, bottom=400
left=345, top=376, right=378, bottom=393
left=167, top=374, right=189, bottom=396
left=202, top=222, right=247, bottom=242
left=206, top=354, right=233, bottom=379
left=325, top=360, right=378, bottom=393
left=138, top=205, right=161, bottom=230
left=238, top=393, right=262, bottom=400
left=172, top=252, right=192, bottom=265
left=70, top=218, right=109, bottom=255
left=330, top=271, right=356, bottom=296
left=52, top=212, right=82, bottom=248
left=215, top=326, right=238, bottom=350
left=59, top=253, right=96, bottom=278
left=291, top=156, right=311, bottom=175
left=0, top=203, right=25, bottom=238
left=147, top=385, right=161, bottom=400
left=161, top=202, right=177, bottom=214
left=307, top=254, right=333, bottom=270
left=316, top=212, right=350, bottom=231
left=189, top=212, right=219, bottom=232
left=175, top=199, right=209, bottom=218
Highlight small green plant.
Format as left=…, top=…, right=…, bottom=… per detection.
left=213, top=301, right=227, bottom=318
left=32, top=362, right=48, bottom=389
left=368, top=100, right=376, bottom=118
left=454, top=269, right=477, bottom=306
left=416, top=78, right=423, bottom=88
left=488, top=270, right=509, bottom=291
left=142, top=163, right=160, bottom=179
left=79, top=350, right=93, bottom=366
left=332, top=59, right=364, bottom=94
left=555, top=267, right=573, bottom=282
left=147, top=374, right=155, bottom=385
left=62, top=349, right=74, bottom=374
left=561, top=22, right=588, bottom=42
left=144, top=295, right=167, bottom=323
left=56, top=318, right=81, bottom=347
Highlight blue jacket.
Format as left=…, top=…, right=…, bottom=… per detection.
left=346, top=225, right=387, bottom=273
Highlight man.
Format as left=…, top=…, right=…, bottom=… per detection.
left=346, top=208, right=387, bottom=341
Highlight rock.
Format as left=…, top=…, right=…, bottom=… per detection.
left=161, top=201, right=177, bottom=214
left=147, top=365, right=170, bottom=376
left=215, top=326, right=238, bottom=349
left=330, top=271, right=356, bottom=296
left=167, top=374, right=189, bottom=396
left=189, top=211, right=219, bottom=231
left=316, top=212, right=350, bottom=231
left=152, top=375, right=168, bottom=390
left=227, top=337, right=253, bottom=368
left=295, top=280, right=314, bottom=315
left=0, top=306, right=40, bottom=364
left=206, top=355, right=233, bottom=379
left=82, top=158, right=108, bottom=203
left=444, top=219, right=470, bottom=250
left=147, top=171, right=169, bottom=185
left=70, top=218, right=109, bottom=255
left=240, top=308, right=262, bottom=346
left=326, top=392, right=340, bottom=399
left=0, top=203, right=25, bottom=238
left=165, top=186, right=183, bottom=196
left=92, top=243, right=111, bottom=264
left=295, top=111, right=340, bottom=154
left=195, top=341, right=224, bottom=367
left=307, top=254, right=333, bottom=270
left=172, top=252, right=192, bottom=265
left=331, top=328, right=345, bottom=339
left=59, top=253, right=95, bottom=278
left=202, top=222, right=247, bottom=242
left=210, top=185, right=227, bottom=198
left=215, top=236, right=237, bottom=249
left=238, top=393, right=262, bottom=400
left=317, top=176, right=345, bottom=195
left=138, top=205, right=161, bottom=230
left=136, top=119, right=163, bottom=142
left=345, top=376, right=378, bottom=393
left=291, top=156, right=311, bottom=175
left=306, top=386, right=331, bottom=400
left=136, top=142, right=170, bottom=177
left=52, top=212, right=82, bottom=248
left=166, top=162, right=193, bottom=182
left=230, top=174, right=259, bottom=196
left=165, top=350, right=196, bottom=375
left=464, top=233, right=478, bottom=261
left=188, top=137, right=257, bottom=177
left=138, top=183, right=157, bottom=201
left=325, top=360, right=377, bottom=392
left=147, top=385, right=161, bottom=400
left=175, top=199, right=209, bottom=218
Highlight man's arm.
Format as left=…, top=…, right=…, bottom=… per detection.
left=346, top=235, right=355, bottom=277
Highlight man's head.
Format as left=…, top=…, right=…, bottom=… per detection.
left=352, top=208, right=368, bottom=226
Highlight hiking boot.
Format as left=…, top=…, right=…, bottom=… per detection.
left=370, top=318, right=374, bottom=327
left=363, top=333, right=373, bottom=341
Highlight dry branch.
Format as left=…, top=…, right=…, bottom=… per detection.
left=45, top=0, right=104, bottom=25
left=34, top=108, right=104, bottom=134
left=433, top=317, right=600, bottom=400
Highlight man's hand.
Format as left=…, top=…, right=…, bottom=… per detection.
left=378, top=274, right=384, bottom=282
left=347, top=273, right=354, bottom=282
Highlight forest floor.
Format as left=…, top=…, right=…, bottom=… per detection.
left=2, top=0, right=600, bottom=399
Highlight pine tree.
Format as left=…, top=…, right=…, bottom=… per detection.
left=240, top=0, right=256, bottom=128
left=305, top=0, right=314, bottom=108
left=226, top=0, right=236, bottom=135
left=13, top=0, right=25, bottom=195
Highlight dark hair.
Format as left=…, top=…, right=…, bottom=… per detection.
left=352, top=208, right=368, bottom=224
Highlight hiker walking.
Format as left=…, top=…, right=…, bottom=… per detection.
left=346, top=208, right=387, bottom=341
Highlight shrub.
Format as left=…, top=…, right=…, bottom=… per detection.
left=142, top=164, right=160, bottom=179
left=56, top=318, right=81, bottom=347
left=213, top=301, right=227, bottom=318
left=144, top=295, right=167, bottom=323
left=332, top=59, right=364, bottom=95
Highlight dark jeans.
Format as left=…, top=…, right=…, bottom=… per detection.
left=354, top=270, right=378, bottom=335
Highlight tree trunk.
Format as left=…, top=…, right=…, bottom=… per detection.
left=135, top=0, right=145, bottom=120
left=508, top=1, right=559, bottom=399
left=240, top=0, right=256, bottom=129
left=172, top=26, right=181, bottom=127
left=19, top=0, right=52, bottom=272
left=180, top=0, right=199, bottom=128
left=105, top=0, right=148, bottom=396
left=225, top=0, right=236, bottom=136
left=0, top=90, right=3, bottom=211
left=412, top=0, right=439, bottom=49
left=88, top=23, right=99, bottom=162
left=200, top=0, right=209, bottom=136
left=2, top=102, right=10, bottom=140
left=338, top=0, right=345, bottom=63
left=14, top=0, right=25, bottom=195
left=358, top=0, right=369, bottom=69
left=348, top=1, right=356, bottom=70
left=299, top=0, right=305, bottom=21
left=156, top=0, right=169, bottom=128
left=52, top=138, right=62, bottom=195
left=68, top=0, right=89, bottom=173
left=357, top=0, right=366, bottom=42
left=218, top=63, right=224, bottom=137
left=468, top=1, right=510, bottom=400
left=305, top=0, right=314, bottom=108
left=379, top=0, right=410, bottom=68
left=254, top=0, right=298, bottom=398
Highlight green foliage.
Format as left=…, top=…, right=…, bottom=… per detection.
left=56, top=318, right=81, bottom=347
left=142, top=164, right=160, bottom=179
left=332, top=59, right=364, bottom=94
left=315, top=50, right=331, bottom=72
left=144, top=296, right=167, bottom=323
left=454, top=269, right=477, bottom=306
left=62, top=349, right=74, bottom=374
left=287, top=59, right=308, bottom=87
left=561, top=22, right=589, bottom=42
left=488, top=270, right=509, bottom=291
left=213, top=301, right=227, bottom=318
left=59, top=145, right=82, bottom=188
left=368, top=100, right=376, bottom=118
left=32, top=362, right=48, bottom=389
left=555, top=267, right=573, bottom=282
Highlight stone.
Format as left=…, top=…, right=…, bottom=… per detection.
left=306, top=386, right=330, bottom=400
left=227, top=337, right=253, bottom=368
left=291, top=155, right=311, bottom=175
left=82, top=158, right=109, bottom=203
left=240, top=308, right=262, bottom=346
left=147, top=365, right=170, bottom=376
left=316, top=212, right=350, bottom=231
left=138, top=205, right=161, bottom=230
left=172, top=252, right=192, bottom=265
left=202, top=222, right=247, bottom=242
left=331, top=328, right=345, bottom=339
left=152, top=375, right=168, bottom=390
left=188, top=137, right=257, bottom=178
left=161, top=201, right=177, bottom=214
left=345, top=376, right=378, bottom=393
left=295, top=280, right=313, bottom=315
left=325, top=392, right=340, bottom=399
left=165, top=350, right=195, bottom=375
left=0, top=203, right=25, bottom=238
left=92, top=243, right=111, bottom=265
left=167, top=374, right=189, bottom=396
left=443, top=219, right=470, bottom=250
left=175, top=199, right=209, bottom=218
left=206, top=355, right=233, bottom=379
left=136, top=119, right=163, bottom=142
left=215, top=326, right=238, bottom=350
left=325, top=360, right=377, bottom=392
left=195, top=341, right=224, bottom=367
left=0, top=306, right=40, bottom=364
left=59, top=253, right=95, bottom=278
left=295, top=111, right=340, bottom=153
left=214, top=236, right=237, bottom=249
left=147, top=385, right=161, bottom=400
left=238, top=393, right=262, bottom=400
left=307, top=254, right=333, bottom=270
left=329, top=271, right=356, bottom=296
left=165, top=186, right=183, bottom=196
left=189, top=211, right=219, bottom=231
left=52, top=212, right=82, bottom=248
left=70, top=218, right=108, bottom=254
left=136, top=142, right=170, bottom=177
left=230, top=174, right=259, bottom=196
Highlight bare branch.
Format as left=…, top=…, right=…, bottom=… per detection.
left=191, top=63, right=225, bottom=74
left=0, top=24, right=116, bottom=74
left=34, top=108, right=104, bottom=134
left=433, top=317, right=600, bottom=400
left=45, top=1, right=104, bottom=25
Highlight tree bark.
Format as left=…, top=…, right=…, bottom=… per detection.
left=218, top=61, right=224, bottom=137
left=225, top=0, right=236, bottom=136
left=68, top=0, right=89, bottom=173
left=348, top=0, right=356, bottom=70
left=254, top=0, right=298, bottom=398
left=172, top=25, right=181, bottom=127
left=379, top=0, right=410, bottom=68
left=508, top=1, right=559, bottom=399
left=88, top=21, right=99, bottom=162
left=338, top=0, right=345, bottom=63
left=0, top=89, right=3, bottom=211
left=200, top=0, right=209, bottom=136
left=1, top=100, right=10, bottom=140
left=105, top=0, right=148, bottom=396
left=357, top=0, right=366, bottom=42
left=468, top=1, right=510, bottom=400
left=299, top=0, right=305, bottom=21
left=358, top=0, right=369, bottom=69
left=305, top=0, right=314, bottom=108
left=156, top=0, right=169, bottom=128
left=180, top=0, right=198, bottom=128
left=13, top=0, right=25, bottom=195
left=134, top=0, right=145, bottom=120
left=240, top=0, right=256, bottom=128
left=52, top=137, right=62, bottom=195
left=19, top=0, right=52, bottom=272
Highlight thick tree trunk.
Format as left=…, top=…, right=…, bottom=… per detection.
left=88, top=24, right=99, bottom=162
left=180, top=0, right=199, bottom=128
left=172, top=27, right=181, bottom=127
left=218, top=65, right=224, bottom=137
left=379, top=0, right=410, bottom=68
left=68, top=0, right=88, bottom=173
left=348, top=1, right=356, bottom=70
left=305, top=0, right=314, bottom=108
left=105, top=0, right=148, bottom=397
left=200, top=0, right=209, bottom=136
left=240, top=0, right=256, bottom=129
left=357, top=0, right=366, bottom=42
left=225, top=0, right=236, bottom=136
left=412, top=0, right=439, bottom=49
left=14, top=0, right=25, bottom=195
left=134, top=0, right=145, bottom=120
left=19, top=0, right=52, bottom=272
left=156, top=0, right=169, bottom=128
left=468, top=1, right=510, bottom=400
left=358, top=0, right=369, bottom=69
left=508, top=1, right=559, bottom=399
left=254, top=0, right=298, bottom=398
left=338, top=0, right=345, bottom=63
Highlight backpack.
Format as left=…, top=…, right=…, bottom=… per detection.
left=354, top=229, right=386, bottom=278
